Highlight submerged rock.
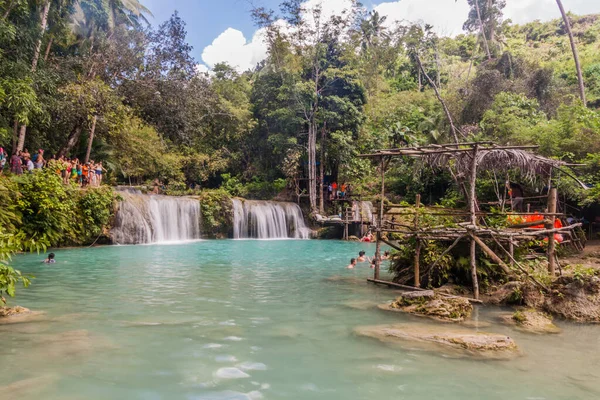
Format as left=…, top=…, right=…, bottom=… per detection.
left=0, top=306, right=45, bottom=324
left=1, top=375, right=59, bottom=400
left=0, top=306, right=30, bottom=317
left=355, top=324, right=519, bottom=360
left=500, top=309, right=561, bottom=334
left=379, top=291, right=473, bottom=322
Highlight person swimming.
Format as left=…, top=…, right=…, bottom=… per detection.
left=43, top=253, right=56, bottom=264
left=357, top=251, right=367, bottom=262
left=347, top=258, right=357, bottom=269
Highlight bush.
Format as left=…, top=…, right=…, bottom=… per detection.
left=10, top=169, right=115, bottom=247
left=198, top=189, right=232, bottom=238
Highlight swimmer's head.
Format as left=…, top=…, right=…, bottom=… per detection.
left=48, top=253, right=55, bottom=260
left=350, top=258, right=356, bottom=264
left=359, top=251, right=366, bottom=256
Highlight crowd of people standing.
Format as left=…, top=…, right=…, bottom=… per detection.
left=0, top=146, right=105, bottom=187
left=328, top=181, right=351, bottom=200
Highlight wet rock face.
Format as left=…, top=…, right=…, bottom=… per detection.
left=355, top=324, right=519, bottom=360
left=381, top=291, right=473, bottom=322
left=501, top=309, right=561, bottom=334
left=543, top=276, right=600, bottom=322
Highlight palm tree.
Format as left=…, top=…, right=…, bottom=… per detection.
left=71, top=0, right=151, bottom=45
left=359, top=10, right=386, bottom=53
left=555, top=0, right=586, bottom=106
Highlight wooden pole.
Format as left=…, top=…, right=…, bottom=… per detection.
left=374, top=156, right=385, bottom=281
left=547, top=188, right=558, bottom=275
left=469, top=145, right=480, bottom=300
left=469, top=233, right=513, bottom=275
left=414, top=194, right=421, bottom=288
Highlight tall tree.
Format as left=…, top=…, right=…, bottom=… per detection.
left=555, top=0, right=586, bottom=106
left=463, top=0, right=505, bottom=60
left=15, top=0, right=51, bottom=152
left=253, top=0, right=360, bottom=214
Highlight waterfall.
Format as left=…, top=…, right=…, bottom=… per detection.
left=353, top=201, right=375, bottom=225
left=232, top=199, right=311, bottom=239
left=111, top=189, right=201, bottom=244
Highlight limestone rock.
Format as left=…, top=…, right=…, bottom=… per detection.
left=501, top=309, right=561, bottom=334
left=0, top=306, right=45, bottom=325
left=380, top=292, right=472, bottom=322
left=355, top=324, right=519, bottom=360
left=0, top=306, right=30, bottom=317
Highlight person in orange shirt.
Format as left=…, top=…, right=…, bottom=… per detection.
left=81, top=163, right=89, bottom=186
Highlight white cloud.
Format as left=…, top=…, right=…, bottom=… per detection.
left=504, top=0, right=599, bottom=24
left=374, top=0, right=470, bottom=36
left=200, top=0, right=357, bottom=73
left=374, top=0, right=599, bottom=36
left=200, top=0, right=600, bottom=73
left=201, top=27, right=268, bottom=73
left=195, top=63, right=209, bottom=75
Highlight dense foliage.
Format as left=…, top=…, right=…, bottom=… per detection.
left=0, top=1, right=599, bottom=207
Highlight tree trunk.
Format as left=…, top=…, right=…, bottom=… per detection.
left=474, top=0, right=492, bottom=61
left=415, top=53, right=460, bottom=143
left=318, top=124, right=326, bottom=214
left=44, top=35, right=54, bottom=62
left=2, top=0, right=15, bottom=20
left=556, top=0, right=586, bottom=106
left=16, top=0, right=51, bottom=152
left=85, top=115, right=98, bottom=163
left=59, top=126, right=83, bottom=157
left=308, top=120, right=318, bottom=213
left=11, top=119, right=18, bottom=154
left=31, top=0, right=51, bottom=73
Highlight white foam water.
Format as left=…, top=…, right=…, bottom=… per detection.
left=232, top=199, right=311, bottom=239
left=111, top=188, right=201, bottom=244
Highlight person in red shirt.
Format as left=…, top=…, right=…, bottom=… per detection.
left=332, top=182, right=338, bottom=199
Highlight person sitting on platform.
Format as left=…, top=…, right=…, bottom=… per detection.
left=506, top=181, right=524, bottom=212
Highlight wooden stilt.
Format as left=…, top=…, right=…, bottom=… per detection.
left=414, top=194, right=421, bottom=288
left=469, top=146, right=480, bottom=300
left=374, top=156, right=385, bottom=281
left=547, top=188, right=558, bottom=276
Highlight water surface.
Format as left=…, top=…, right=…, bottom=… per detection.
left=2, top=241, right=599, bottom=399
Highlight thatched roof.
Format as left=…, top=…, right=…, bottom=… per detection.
left=358, top=142, right=587, bottom=188
left=423, top=148, right=564, bottom=182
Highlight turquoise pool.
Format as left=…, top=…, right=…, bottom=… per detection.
left=1, top=240, right=599, bottom=399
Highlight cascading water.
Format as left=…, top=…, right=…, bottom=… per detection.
left=353, top=201, right=375, bottom=225
left=232, top=199, right=311, bottom=239
left=111, top=188, right=201, bottom=244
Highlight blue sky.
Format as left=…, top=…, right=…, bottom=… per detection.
left=142, top=0, right=281, bottom=60
left=141, top=0, right=599, bottom=72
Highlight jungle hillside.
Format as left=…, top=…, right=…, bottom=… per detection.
left=1, top=0, right=600, bottom=210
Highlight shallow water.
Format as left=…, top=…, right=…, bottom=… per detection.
left=2, top=240, right=600, bottom=400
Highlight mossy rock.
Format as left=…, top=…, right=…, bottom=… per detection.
left=501, top=309, right=561, bottom=334
left=380, top=291, right=472, bottom=322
